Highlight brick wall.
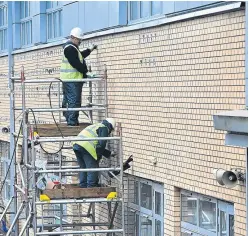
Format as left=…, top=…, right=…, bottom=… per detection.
left=0, top=9, right=246, bottom=235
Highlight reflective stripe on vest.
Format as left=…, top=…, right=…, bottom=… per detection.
left=72, top=123, right=105, bottom=160
left=60, top=44, right=83, bottom=80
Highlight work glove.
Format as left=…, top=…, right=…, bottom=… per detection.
left=110, top=151, right=118, bottom=157
left=86, top=72, right=97, bottom=78
left=102, top=149, right=111, bottom=158
left=108, top=155, right=133, bottom=178
left=90, top=44, right=98, bottom=52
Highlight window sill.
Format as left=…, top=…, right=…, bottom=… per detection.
left=12, top=39, right=66, bottom=55
left=0, top=51, right=8, bottom=57
left=47, top=37, right=63, bottom=43
left=128, top=14, right=165, bottom=26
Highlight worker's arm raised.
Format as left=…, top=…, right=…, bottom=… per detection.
left=81, top=45, right=97, bottom=58
left=81, top=48, right=91, bottom=58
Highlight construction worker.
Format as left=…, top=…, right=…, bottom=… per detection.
left=72, top=118, right=116, bottom=188
left=60, top=27, right=97, bottom=126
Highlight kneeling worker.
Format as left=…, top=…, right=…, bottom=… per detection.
left=72, top=118, right=116, bottom=188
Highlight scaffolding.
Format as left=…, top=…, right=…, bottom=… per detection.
left=0, top=67, right=125, bottom=235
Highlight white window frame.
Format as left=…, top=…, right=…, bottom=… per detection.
left=128, top=1, right=163, bottom=24
left=46, top=1, right=62, bottom=41
left=127, top=176, right=164, bottom=236
left=20, top=1, right=32, bottom=47
left=0, top=2, right=7, bottom=52
left=180, top=190, right=234, bottom=236
left=0, top=141, right=11, bottom=203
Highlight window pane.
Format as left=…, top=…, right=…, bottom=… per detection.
left=59, top=10, right=62, bottom=37
left=140, top=182, right=152, bottom=210
left=135, top=214, right=139, bottom=236
left=53, top=12, right=58, bottom=37
left=20, top=2, right=30, bottom=18
left=130, top=1, right=139, bottom=20
left=220, top=211, right=227, bottom=236
left=155, top=220, right=161, bottom=236
left=0, top=5, right=6, bottom=27
left=155, top=191, right=161, bottom=215
left=47, top=13, right=53, bottom=39
left=20, top=3, right=23, bottom=18
left=46, top=1, right=51, bottom=9
left=4, top=28, right=7, bottom=49
left=229, top=215, right=234, bottom=236
left=199, top=200, right=216, bottom=233
left=141, top=1, right=151, bottom=18
left=28, top=21, right=32, bottom=44
left=127, top=209, right=139, bottom=236
left=134, top=181, right=139, bottom=204
left=21, top=21, right=32, bottom=46
left=25, top=2, right=28, bottom=17
left=22, top=22, right=26, bottom=45
left=0, top=30, right=2, bottom=50
left=4, top=5, right=7, bottom=24
left=6, top=183, right=10, bottom=199
left=152, top=1, right=161, bottom=15
left=181, top=194, right=197, bottom=225
left=0, top=7, right=3, bottom=26
left=5, top=162, right=10, bottom=179
left=141, top=216, right=152, bottom=236
left=52, top=1, right=59, bottom=8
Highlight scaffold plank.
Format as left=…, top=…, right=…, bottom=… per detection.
left=42, top=186, right=116, bottom=199
left=33, top=122, right=91, bottom=137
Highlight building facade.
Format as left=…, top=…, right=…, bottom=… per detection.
left=0, top=1, right=247, bottom=236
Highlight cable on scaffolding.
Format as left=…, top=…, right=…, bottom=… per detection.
left=0, top=120, right=23, bottom=196
left=29, top=78, right=90, bottom=155
left=29, top=108, right=63, bottom=155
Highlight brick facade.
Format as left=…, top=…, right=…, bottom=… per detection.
left=0, top=9, right=246, bottom=235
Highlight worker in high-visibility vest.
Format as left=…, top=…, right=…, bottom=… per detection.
left=72, top=118, right=116, bottom=188
left=60, top=27, right=97, bottom=126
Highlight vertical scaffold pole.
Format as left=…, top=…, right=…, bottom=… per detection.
left=7, top=2, right=19, bottom=235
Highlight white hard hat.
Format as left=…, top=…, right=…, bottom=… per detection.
left=70, top=27, right=84, bottom=39
left=106, top=118, right=116, bottom=130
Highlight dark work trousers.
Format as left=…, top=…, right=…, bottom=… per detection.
left=73, top=144, right=99, bottom=188
left=62, top=82, right=84, bottom=126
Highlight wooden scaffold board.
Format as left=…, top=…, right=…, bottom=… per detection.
left=33, top=122, right=91, bottom=137
left=42, top=185, right=116, bottom=199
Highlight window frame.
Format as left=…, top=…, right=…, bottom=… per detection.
left=128, top=1, right=163, bottom=24
left=0, top=141, right=11, bottom=203
left=180, top=190, right=234, bottom=236
left=20, top=1, right=32, bottom=47
left=46, top=1, right=62, bottom=42
left=127, top=176, right=164, bottom=236
left=0, top=2, right=7, bottom=52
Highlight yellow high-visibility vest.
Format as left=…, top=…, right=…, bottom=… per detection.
left=60, top=44, right=83, bottom=80
left=73, top=123, right=105, bottom=160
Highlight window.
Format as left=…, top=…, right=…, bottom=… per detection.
left=181, top=190, right=234, bottom=236
left=0, top=2, right=7, bottom=51
left=129, top=1, right=162, bottom=21
left=0, top=142, right=11, bottom=202
left=20, top=1, right=32, bottom=46
left=46, top=1, right=62, bottom=40
left=127, top=176, right=164, bottom=236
